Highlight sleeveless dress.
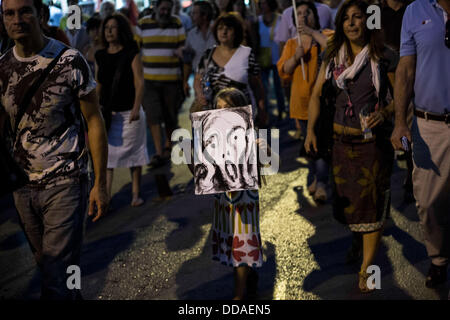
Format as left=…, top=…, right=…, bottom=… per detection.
left=95, top=46, right=149, bottom=169
left=331, top=61, right=394, bottom=232
left=212, top=189, right=263, bottom=268
left=197, top=45, right=260, bottom=116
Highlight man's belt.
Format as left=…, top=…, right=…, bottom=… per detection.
left=414, top=109, right=450, bottom=124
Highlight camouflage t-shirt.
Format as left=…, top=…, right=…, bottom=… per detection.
left=0, top=38, right=96, bottom=188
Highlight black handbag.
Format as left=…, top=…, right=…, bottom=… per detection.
left=0, top=47, right=68, bottom=196
left=313, top=76, right=337, bottom=162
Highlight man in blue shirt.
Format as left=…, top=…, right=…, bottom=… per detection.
left=391, top=0, right=450, bottom=288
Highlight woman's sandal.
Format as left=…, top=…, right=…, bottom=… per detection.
left=358, top=270, right=375, bottom=294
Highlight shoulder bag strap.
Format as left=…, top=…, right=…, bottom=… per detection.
left=13, top=46, right=69, bottom=137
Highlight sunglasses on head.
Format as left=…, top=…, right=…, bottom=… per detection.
left=446, top=19, right=450, bottom=49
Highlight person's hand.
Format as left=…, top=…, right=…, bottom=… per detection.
left=367, top=111, right=385, bottom=129
left=294, top=45, right=305, bottom=62
left=281, top=78, right=291, bottom=87
left=129, top=107, right=140, bottom=123
left=304, top=131, right=318, bottom=154
left=183, top=81, right=191, bottom=97
left=391, top=122, right=412, bottom=151
left=175, top=46, right=184, bottom=59
left=88, top=183, right=109, bottom=222
left=298, top=24, right=314, bottom=36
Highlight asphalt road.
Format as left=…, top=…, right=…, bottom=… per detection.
left=1, top=87, right=449, bottom=300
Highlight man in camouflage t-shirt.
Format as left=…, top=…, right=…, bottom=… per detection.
left=0, top=0, right=108, bottom=299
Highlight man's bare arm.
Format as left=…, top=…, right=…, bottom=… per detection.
left=80, top=90, right=109, bottom=221
left=391, top=55, right=416, bottom=150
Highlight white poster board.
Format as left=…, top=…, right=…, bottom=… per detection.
left=191, top=106, right=259, bottom=195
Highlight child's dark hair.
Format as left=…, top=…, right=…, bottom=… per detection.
left=213, top=88, right=249, bottom=109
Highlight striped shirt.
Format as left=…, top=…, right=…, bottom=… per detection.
left=136, top=15, right=186, bottom=82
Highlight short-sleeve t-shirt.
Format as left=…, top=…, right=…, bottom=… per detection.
left=399, top=0, right=450, bottom=113
left=0, top=38, right=96, bottom=188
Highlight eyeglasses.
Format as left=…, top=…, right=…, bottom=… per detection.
left=446, top=19, right=450, bottom=49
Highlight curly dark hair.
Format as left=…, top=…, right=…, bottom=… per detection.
left=324, top=0, right=384, bottom=64
left=212, top=12, right=244, bottom=48
left=101, top=13, right=137, bottom=49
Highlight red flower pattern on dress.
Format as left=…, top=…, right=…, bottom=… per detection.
left=232, top=236, right=246, bottom=262
left=247, top=234, right=261, bottom=261
left=248, top=249, right=260, bottom=261
left=247, top=234, right=260, bottom=247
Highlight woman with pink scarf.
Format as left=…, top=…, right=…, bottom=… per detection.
left=305, top=0, right=398, bottom=293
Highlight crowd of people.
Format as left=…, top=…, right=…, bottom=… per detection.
left=0, top=0, right=449, bottom=300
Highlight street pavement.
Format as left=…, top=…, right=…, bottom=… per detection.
left=1, top=89, right=449, bottom=300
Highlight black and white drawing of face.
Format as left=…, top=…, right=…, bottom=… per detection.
left=191, top=106, right=258, bottom=195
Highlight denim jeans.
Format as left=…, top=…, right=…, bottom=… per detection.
left=261, top=65, right=286, bottom=116
left=299, top=120, right=329, bottom=186
left=13, top=178, right=88, bottom=299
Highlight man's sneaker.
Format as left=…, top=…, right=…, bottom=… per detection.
left=425, top=263, right=447, bottom=288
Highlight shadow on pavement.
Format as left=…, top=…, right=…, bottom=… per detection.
left=174, top=228, right=277, bottom=300
left=293, top=185, right=413, bottom=299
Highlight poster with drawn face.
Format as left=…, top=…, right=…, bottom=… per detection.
left=191, top=106, right=259, bottom=195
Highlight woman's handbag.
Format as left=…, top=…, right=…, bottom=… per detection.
left=313, top=76, right=337, bottom=161
left=0, top=47, right=68, bottom=196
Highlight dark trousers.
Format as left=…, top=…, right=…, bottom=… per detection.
left=299, top=120, right=329, bottom=187
left=261, top=65, right=286, bottom=117
left=13, top=179, right=88, bottom=299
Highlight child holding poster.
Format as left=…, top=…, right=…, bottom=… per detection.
left=189, top=88, right=276, bottom=300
